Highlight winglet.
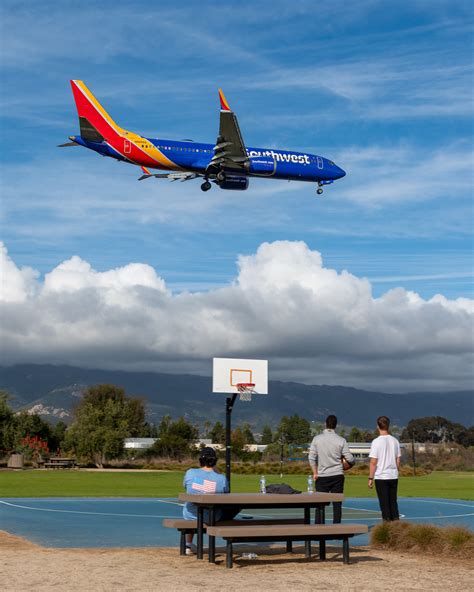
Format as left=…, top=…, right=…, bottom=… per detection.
left=218, top=88, right=231, bottom=112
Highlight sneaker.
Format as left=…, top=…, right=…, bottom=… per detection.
left=185, top=544, right=197, bottom=555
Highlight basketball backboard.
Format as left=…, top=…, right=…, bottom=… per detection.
left=212, top=358, right=268, bottom=394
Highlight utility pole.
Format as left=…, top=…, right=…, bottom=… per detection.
left=411, top=433, right=416, bottom=477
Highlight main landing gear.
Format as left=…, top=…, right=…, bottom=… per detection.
left=201, top=180, right=212, bottom=192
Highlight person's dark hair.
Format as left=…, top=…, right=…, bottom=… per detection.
left=377, top=416, right=390, bottom=430
left=326, top=415, right=337, bottom=429
left=199, top=446, right=217, bottom=467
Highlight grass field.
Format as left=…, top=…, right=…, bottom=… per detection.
left=0, top=470, right=472, bottom=500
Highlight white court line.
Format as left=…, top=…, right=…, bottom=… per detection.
left=0, top=500, right=179, bottom=519
left=402, top=499, right=474, bottom=509
left=343, top=505, right=380, bottom=514
left=402, top=513, right=474, bottom=520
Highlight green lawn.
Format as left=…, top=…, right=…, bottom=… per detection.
left=0, top=470, right=472, bottom=500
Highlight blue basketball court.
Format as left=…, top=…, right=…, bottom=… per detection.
left=1, top=497, right=472, bottom=548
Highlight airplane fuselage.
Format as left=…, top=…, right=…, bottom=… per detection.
left=72, top=135, right=345, bottom=183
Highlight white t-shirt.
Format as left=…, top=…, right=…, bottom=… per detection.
left=369, top=435, right=401, bottom=480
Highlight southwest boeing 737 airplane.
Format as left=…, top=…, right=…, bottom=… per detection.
left=60, top=80, right=346, bottom=194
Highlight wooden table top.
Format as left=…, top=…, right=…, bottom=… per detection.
left=179, top=492, right=344, bottom=504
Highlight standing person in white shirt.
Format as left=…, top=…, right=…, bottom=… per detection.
left=368, top=416, right=401, bottom=521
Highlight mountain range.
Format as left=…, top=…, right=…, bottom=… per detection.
left=1, top=364, right=472, bottom=429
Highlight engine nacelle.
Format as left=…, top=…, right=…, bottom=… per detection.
left=246, top=156, right=276, bottom=176
left=219, top=174, right=249, bottom=190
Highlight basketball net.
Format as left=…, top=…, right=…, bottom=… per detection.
left=236, top=383, right=255, bottom=402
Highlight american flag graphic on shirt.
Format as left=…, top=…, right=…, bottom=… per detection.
left=191, top=478, right=218, bottom=493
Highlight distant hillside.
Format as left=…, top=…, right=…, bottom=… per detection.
left=0, top=364, right=472, bottom=429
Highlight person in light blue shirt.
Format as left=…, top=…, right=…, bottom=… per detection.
left=182, top=447, right=237, bottom=554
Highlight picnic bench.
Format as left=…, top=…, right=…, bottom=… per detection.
left=174, top=492, right=368, bottom=566
left=43, top=457, right=76, bottom=469
left=163, top=518, right=305, bottom=556
left=206, top=523, right=369, bottom=568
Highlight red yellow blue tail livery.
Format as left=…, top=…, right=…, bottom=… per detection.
left=60, top=80, right=346, bottom=194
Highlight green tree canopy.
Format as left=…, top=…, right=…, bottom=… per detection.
left=208, top=420, right=226, bottom=444
left=241, top=422, right=255, bottom=444
left=149, top=415, right=199, bottom=459
left=277, top=414, right=311, bottom=445
left=401, top=416, right=467, bottom=444
left=65, top=384, right=148, bottom=467
left=260, top=424, right=273, bottom=445
left=0, top=391, right=15, bottom=453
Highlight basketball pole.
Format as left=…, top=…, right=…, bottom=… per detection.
left=225, top=393, right=238, bottom=491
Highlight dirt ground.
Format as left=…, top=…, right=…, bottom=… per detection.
left=1, top=531, right=472, bottom=592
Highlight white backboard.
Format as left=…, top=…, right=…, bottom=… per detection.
left=212, top=358, right=268, bottom=394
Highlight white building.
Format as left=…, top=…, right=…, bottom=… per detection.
left=123, top=438, right=157, bottom=450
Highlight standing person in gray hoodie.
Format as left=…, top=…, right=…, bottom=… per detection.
left=308, top=415, right=354, bottom=523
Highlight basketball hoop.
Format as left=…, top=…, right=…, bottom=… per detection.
left=236, top=383, right=255, bottom=402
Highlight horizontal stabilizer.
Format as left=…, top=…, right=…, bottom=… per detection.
left=138, top=171, right=201, bottom=182
left=57, top=141, right=79, bottom=147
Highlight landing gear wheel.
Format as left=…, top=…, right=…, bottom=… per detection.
left=317, top=187, right=323, bottom=195
left=216, top=171, right=226, bottom=183
left=201, top=181, right=212, bottom=192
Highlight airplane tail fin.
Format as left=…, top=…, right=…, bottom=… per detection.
left=70, top=80, right=125, bottom=142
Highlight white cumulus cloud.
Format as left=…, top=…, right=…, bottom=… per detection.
left=1, top=240, right=472, bottom=392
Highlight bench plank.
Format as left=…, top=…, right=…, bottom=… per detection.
left=206, top=523, right=368, bottom=568
left=206, top=524, right=367, bottom=537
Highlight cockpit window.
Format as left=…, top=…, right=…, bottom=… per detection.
left=329, top=161, right=335, bottom=166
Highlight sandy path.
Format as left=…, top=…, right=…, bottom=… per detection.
left=1, top=531, right=472, bottom=592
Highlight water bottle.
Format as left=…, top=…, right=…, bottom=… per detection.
left=241, top=552, right=258, bottom=560
left=307, top=475, right=314, bottom=493
left=259, top=475, right=266, bottom=494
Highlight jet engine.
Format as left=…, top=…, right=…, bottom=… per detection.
left=246, top=156, right=276, bottom=176
left=218, top=174, right=249, bottom=190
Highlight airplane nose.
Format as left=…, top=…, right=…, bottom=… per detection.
left=336, top=165, right=346, bottom=179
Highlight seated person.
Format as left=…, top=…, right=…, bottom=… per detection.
left=183, top=447, right=238, bottom=554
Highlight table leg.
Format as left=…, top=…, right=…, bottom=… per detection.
left=304, top=507, right=311, bottom=557
left=315, top=504, right=326, bottom=560
left=343, top=537, right=349, bottom=564
left=197, top=507, right=204, bottom=560
left=208, top=506, right=216, bottom=563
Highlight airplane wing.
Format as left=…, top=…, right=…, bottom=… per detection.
left=209, top=90, right=249, bottom=172
left=138, top=167, right=202, bottom=182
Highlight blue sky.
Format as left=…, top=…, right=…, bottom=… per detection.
left=0, top=1, right=473, bottom=391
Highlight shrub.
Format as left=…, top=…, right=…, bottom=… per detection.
left=408, top=524, right=442, bottom=551
left=371, top=521, right=473, bottom=559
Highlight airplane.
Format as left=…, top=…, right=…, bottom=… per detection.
left=60, top=80, right=346, bottom=194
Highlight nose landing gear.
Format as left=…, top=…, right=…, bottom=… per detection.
left=316, top=187, right=323, bottom=195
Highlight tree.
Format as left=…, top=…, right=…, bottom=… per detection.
left=260, top=424, right=273, bottom=445
left=65, top=384, right=148, bottom=467
left=0, top=391, right=15, bottom=453
left=241, top=423, right=255, bottom=444
left=208, top=421, right=226, bottom=444
left=456, top=426, right=474, bottom=447
left=277, top=414, right=311, bottom=445
left=348, top=427, right=364, bottom=442
left=50, top=421, right=68, bottom=454
left=401, top=416, right=466, bottom=444
left=149, top=415, right=199, bottom=459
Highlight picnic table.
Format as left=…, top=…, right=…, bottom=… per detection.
left=43, top=457, right=76, bottom=469
left=178, top=491, right=344, bottom=563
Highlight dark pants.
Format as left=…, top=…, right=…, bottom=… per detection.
left=315, top=474, right=344, bottom=523
left=374, top=479, right=399, bottom=521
